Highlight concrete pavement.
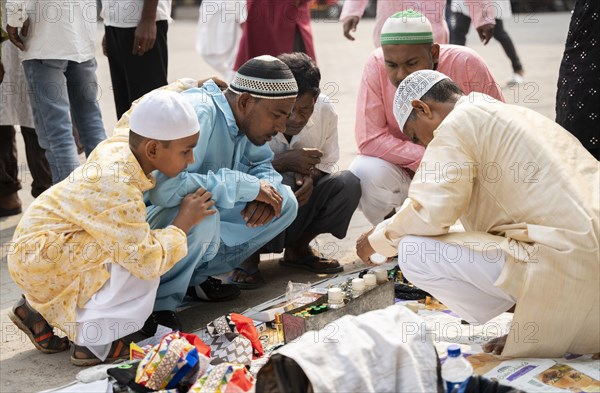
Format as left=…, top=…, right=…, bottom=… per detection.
left=0, top=11, right=571, bottom=391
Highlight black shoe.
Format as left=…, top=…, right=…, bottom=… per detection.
left=141, top=310, right=183, bottom=336
left=187, top=277, right=241, bottom=302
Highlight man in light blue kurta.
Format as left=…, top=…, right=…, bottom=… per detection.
left=145, top=56, right=299, bottom=326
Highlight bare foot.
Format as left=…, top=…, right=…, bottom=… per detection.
left=483, top=335, right=507, bottom=355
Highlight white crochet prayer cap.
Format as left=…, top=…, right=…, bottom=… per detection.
left=393, top=70, right=450, bottom=131
left=229, top=55, right=298, bottom=99
left=130, top=90, right=199, bottom=140
left=380, top=10, right=434, bottom=46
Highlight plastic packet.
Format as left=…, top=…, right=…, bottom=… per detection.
left=284, top=281, right=319, bottom=309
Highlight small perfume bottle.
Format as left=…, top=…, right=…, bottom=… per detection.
left=351, top=278, right=365, bottom=298
left=274, top=313, right=284, bottom=344
left=372, top=268, right=388, bottom=284
left=363, top=273, right=377, bottom=291
left=327, top=287, right=345, bottom=309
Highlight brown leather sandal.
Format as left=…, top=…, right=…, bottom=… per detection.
left=70, top=331, right=149, bottom=367
left=7, top=295, right=69, bottom=354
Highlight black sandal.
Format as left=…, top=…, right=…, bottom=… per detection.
left=7, top=295, right=69, bottom=354
left=70, top=331, right=149, bottom=367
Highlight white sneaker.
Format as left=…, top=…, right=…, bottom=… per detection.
left=507, top=73, right=524, bottom=87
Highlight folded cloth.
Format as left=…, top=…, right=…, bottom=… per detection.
left=206, top=313, right=264, bottom=357
left=204, top=333, right=253, bottom=366
left=135, top=331, right=210, bottom=391
left=189, top=362, right=255, bottom=393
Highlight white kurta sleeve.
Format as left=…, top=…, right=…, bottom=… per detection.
left=315, top=98, right=340, bottom=174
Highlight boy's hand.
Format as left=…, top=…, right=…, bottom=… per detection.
left=241, top=201, right=275, bottom=227
left=172, top=188, right=216, bottom=232
left=254, top=181, right=282, bottom=217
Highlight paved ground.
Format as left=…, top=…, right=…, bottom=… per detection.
left=0, top=10, right=571, bottom=392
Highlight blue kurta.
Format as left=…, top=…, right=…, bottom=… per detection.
left=148, top=81, right=291, bottom=246
left=145, top=80, right=297, bottom=310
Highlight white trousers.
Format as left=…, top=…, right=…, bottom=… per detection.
left=398, top=236, right=516, bottom=324
left=349, top=155, right=412, bottom=225
left=75, top=264, right=159, bottom=360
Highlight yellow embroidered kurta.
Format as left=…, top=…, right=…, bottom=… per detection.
left=370, top=93, right=599, bottom=358
left=7, top=136, right=188, bottom=340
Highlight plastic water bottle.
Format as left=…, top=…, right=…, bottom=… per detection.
left=441, top=344, right=473, bottom=393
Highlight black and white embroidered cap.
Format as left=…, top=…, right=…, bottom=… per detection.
left=229, top=55, right=299, bottom=99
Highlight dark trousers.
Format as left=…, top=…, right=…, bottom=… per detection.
left=264, top=170, right=362, bottom=254
left=0, top=125, right=52, bottom=198
left=451, top=14, right=523, bottom=73
left=105, top=21, right=169, bottom=120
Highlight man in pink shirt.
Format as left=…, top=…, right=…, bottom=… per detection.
left=340, top=0, right=496, bottom=47
left=349, top=10, right=504, bottom=224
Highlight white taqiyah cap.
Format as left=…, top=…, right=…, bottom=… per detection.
left=130, top=90, right=199, bottom=140
left=393, top=70, right=450, bottom=131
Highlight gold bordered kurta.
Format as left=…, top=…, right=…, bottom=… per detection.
left=7, top=136, right=188, bottom=340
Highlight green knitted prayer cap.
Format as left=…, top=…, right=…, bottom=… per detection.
left=380, top=10, right=434, bottom=46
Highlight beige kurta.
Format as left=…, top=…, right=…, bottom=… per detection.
left=370, top=93, right=599, bottom=358
left=7, top=136, right=188, bottom=340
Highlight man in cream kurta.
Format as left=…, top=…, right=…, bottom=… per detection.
left=358, top=70, right=599, bottom=358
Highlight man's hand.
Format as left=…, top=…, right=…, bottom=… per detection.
left=294, top=173, right=313, bottom=207
left=356, top=227, right=377, bottom=265
left=294, top=173, right=314, bottom=207
left=273, top=148, right=323, bottom=175
left=102, top=34, right=108, bottom=57
left=343, top=16, right=359, bottom=41
left=7, top=19, right=30, bottom=51
left=254, top=180, right=283, bottom=217
left=241, top=201, right=276, bottom=227
left=476, top=23, right=495, bottom=45
left=172, top=188, right=216, bottom=233
left=0, top=59, right=5, bottom=84
left=133, top=19, right=156, bottom=56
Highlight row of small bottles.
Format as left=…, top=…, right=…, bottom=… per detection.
left=271, top=268, right=392, bottom=344
left=327, top=267, right=389, bottom=309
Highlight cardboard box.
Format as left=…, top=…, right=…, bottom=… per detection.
left=281, top=280, right=394, bottom=343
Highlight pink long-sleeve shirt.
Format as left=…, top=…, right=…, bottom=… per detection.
left=340, top=0, right=496, bottom=47
left=355, top=45, right=505, bottom=172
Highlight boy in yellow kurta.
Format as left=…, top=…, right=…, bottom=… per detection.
left=7, top=90, right=216, bottom=366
